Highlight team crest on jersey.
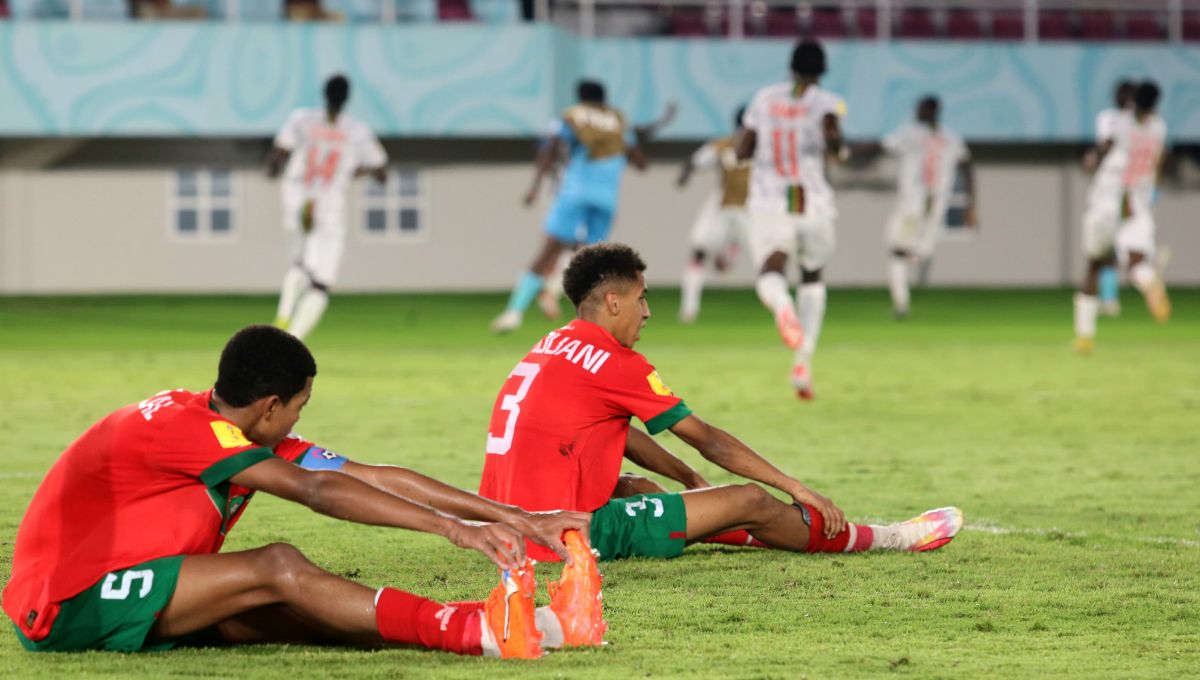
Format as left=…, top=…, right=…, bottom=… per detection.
left=210, top=421, right=252, bottom=449
left=646, top=371, right=674, bottom=397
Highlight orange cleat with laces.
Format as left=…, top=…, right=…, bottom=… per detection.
left=547, top=530, right=606, bottom=647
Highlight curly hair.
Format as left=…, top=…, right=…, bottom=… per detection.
left=214, top=325, right=317, bottom=407
left=563, top=243, right=647, bottom=308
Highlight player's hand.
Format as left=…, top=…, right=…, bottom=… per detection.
left=1082, top=149, right=1099, bottom=174
left=964, top=205, right=979, bottom=228
left=791, top=487, right=846, bottom=539
left=300, top=201, right=315, bottom=234
left=447, top=521, right=527, bottom=571
left=522, top=188, right=538, bottom=207
left=518, top=510, right=593, bottom=565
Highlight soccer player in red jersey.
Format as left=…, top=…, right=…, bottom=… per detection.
left=479, top=243, right=963, bottom=563
left=4, top=325, right=589, bottom=657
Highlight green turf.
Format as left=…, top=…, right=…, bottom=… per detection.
left=1, top=288, right=1197, bottom=679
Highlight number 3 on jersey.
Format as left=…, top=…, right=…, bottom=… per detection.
left=486, top=362, right=540, bottom=455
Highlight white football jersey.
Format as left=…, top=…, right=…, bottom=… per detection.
left=1090, top=112, right=1165, bottom=215
left=881, top=122, right=969, bottom=215
left=275, top=108, right=387, bottom=205
left=1094, top=107, right=1127, bottom=144
left=742, top=82, right=846, bottom=217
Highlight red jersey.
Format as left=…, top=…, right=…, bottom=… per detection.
left=478, top=320, right=691, bottom=561
left=3, top=389, right=312, bottom=642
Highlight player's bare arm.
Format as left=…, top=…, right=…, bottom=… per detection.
left=623, top=427, right=710, bottom=489
left=266, top=146, right=290, bottom=178
left=523, top=137, right=562, bottom=206
left=230, top=456, right=529, bottom=570
left=340, top=461, right=591, bottom=562
left=961, top=158, right=979, bottom=226
left=822, top=112, right=845, bottom=159
left=735, top=128, right=756, bottom=160
left=668, top=413, right=846, bottom=537
left=632, top=101, right=677, bottom=146
left=625, top=145, right=648, bottom=171
left=354, top=165, right=388, bottom=183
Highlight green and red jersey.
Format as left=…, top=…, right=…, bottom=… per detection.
left=478, top=320, right=691, bottom=561
left=3, top=389, right=312, bottom=642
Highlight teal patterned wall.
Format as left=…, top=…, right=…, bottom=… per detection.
left=1, top=22, right=1197, bottom=140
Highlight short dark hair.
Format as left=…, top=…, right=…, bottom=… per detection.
left=563, top=243, right=647, bottom=307
left=325, top=75, right=350, bottom=110
left=790, top=40, right=826, bottom=76
left=1134, top=80, right=1160, bottom=112
left=578, top=79, right=606, bottom=104
left=919, top=95, right=940, bottom=111
left=215, top=325, right=317, bottom=408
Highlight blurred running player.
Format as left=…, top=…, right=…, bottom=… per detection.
left=676, top=106, right=751, bottom=323
left=1074, top=81, right=1171, bottom=354
left=479, top=243, right=963, bottom=564
left=1084, top=80, right=1136, bottom=317
left=873, top=96, right=975, bottom=319
left=737, top=40, right=846, bottom=399
left=268, top=75, right=388, bottom=341
left=491, top=80, right=649, bottom=334
left=4, top=325, right=592, bottom=657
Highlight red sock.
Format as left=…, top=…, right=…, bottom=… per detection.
left=703, top=530, right=768, bottom=548
left=799, top=503, right=874, bottom=553
left=374, top=588, right=484, bottom=655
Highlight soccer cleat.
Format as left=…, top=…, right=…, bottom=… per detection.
left=893, top=306, right=909, bottom=321
left=1144, top=282, right=1171, bottom=324
left=884, top=506, right=964, bottom=552
left=679, top=307, right=698, bottom=324
left=538, top=291, right=562, bottom=321
left=482, top=561, right=543, bottom=659
left=1098, top=300, right=1121, bottom=317
left=774, top=306, right=805, bottom=351
left=790, top=362, right=814, bottom=401
left=490, top=310, right=523, bottom=334
left=1073, top=336, right=1094, bottom=355
left=547, top=530, right=606, bottom=647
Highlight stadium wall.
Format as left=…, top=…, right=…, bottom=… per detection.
left=2, top=22, right=1199, bottom=141
left=1, top=155, right=1197, bottom=293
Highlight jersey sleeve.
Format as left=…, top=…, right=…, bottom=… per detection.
left=881, top=125, right=909, bottom=154
left=1095, top=111, right=1115, bottom=144
left=691, top=142, right=718, bottom=169
left=273, top=110, right=304, bottom=151
left=741, top=93, right=765, bottom=132
left=151, top=413, right=273, bottom=488
left=275, top=434, right=352, bottom=470
left=357, top=126, right=387, bottom=169
left=605, top=353, right=692, bottom=435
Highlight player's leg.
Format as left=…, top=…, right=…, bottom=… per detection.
left=608, top=474, right=765, bottom=548
left=1119, top=215, right=1170, bottom=323
left=537, top=249, right=573, bottom=321
left=275, top=193, right=310, bottom=329
left=288, top=213, right=344, bottom=341
left=790, top=216, right=834, bottom=400
left=146, top=544, right=551, bottom=658
left=1075, top=205, right=1119, bottom=353
left=1097, top=265, right=1121, bottom=316
left=884, top=210, right=919, bottom=319
left=493, top=199, right=581, bottom=333
left=681, top=195, right=722, bottom=323
left=748, top=211, right=802, bottom=350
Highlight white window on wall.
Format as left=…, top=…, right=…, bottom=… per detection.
left=360, top=167, right=428, bottom=242
left=171, top=168, right=237, bottom=240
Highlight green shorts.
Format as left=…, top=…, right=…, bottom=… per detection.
left=14, top=556, right=184, bottom=653
left=589, top=492, right=688, bottom=561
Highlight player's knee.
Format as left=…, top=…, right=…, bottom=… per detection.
left=734, top=483, right=777, bottom=517
left=258, top=543, right=317, bottom=592
left=800, top=268, right=822, bottom=284
left=615, top=473, right=666, bottom=497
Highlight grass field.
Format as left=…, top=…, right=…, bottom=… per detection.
left=1, top=288, right=1198, bottom=679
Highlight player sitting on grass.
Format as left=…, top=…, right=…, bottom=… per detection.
left=479, top=243, right=963, bottom=563
left=3, top=325, right=592, bottom=658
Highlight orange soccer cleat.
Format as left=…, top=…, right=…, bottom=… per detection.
left=483, top=560, right=543, bottom=659
left=547, top=530, right=607, bottom=647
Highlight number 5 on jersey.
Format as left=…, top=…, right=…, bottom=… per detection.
left=486, top=362, right=540, bottom=455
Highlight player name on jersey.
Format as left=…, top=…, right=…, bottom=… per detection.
left=529, top=330, right=612, bottom=374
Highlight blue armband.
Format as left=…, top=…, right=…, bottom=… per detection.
left=297, top=446, right=349, bottom=471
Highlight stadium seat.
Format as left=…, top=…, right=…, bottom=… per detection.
left=1079, top=11, right=1117, bottom=40
left=437, top=0, right=472, bottom=20
left=396, top=0, right=438, bottom=22
left=237, top=0, right=283, bottom=21
left=669, top=9, right=709, bottom=36
left=1186, top=12, right=1200, bottom=41
left=946, top=9, right=982, bottom=39
left=764, top=8, right=798, bottom=37
left=1124, top=12, right=1165, bottom=41
left=469, top=0, right=518, bottom=24
left=897, top=7, right=938, bottom=39
left=324, top=0, right=385, bottom=21
left=854, top=6, right=876, bottom=38
left=811, top=7, right=846, bottom=38
left=8, top=0, right=68, bottom=19
left=1037, top=10, right=1075, bottom=40
left=989, top=10, right=1024, bottom=40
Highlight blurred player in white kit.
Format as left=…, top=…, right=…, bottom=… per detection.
left=1074, top=81, right=1171, bottom=354
left=877, top=96, right=975, bottom=319
left=1084, top=80, right=1136, bottom=317
left=267, top=75, right=388, bottom=340
left=676, top=106, right=751, bottom=323
left=737, top=40, right=846, bottom=400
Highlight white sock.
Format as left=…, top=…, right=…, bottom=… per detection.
left=543, top=251, right=571, bottom=301
left=1129, top=261, right=1157, bottom=294
left=888, top=256, right=910, bottom=313
left=796, top=282, right=827, bottom=359
left=755, top=271, right=793, bottom=314
left=1074, top=293, right=1098, bottom=339
left=681, top=262, right=704, bottom=320
left=534, top=606, right=564, bottom=649
left=275, top=266, right=309, bottom=324
left=289, top=288, right=329, bottom=340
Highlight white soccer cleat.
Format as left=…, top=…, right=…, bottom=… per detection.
left=789, top=362, right=814, bottom=401
left=490, top=310, right=523, bottom=334
left=881, top=506, right=963, bottom=552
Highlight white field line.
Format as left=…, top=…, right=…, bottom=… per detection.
left=964, top=522, right=1200, bottom=548
left=0, top=472, right=42, bottom=479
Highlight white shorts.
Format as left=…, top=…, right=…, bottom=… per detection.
left=747, top=210, right=836, bottom=272
left=282, top=188, right=346, bottom=286
left=689, top=196, right=748, bottom=253
left=885, top=208, right=943, bottom=258
left=1082, top=202, right=1156, bottom=261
